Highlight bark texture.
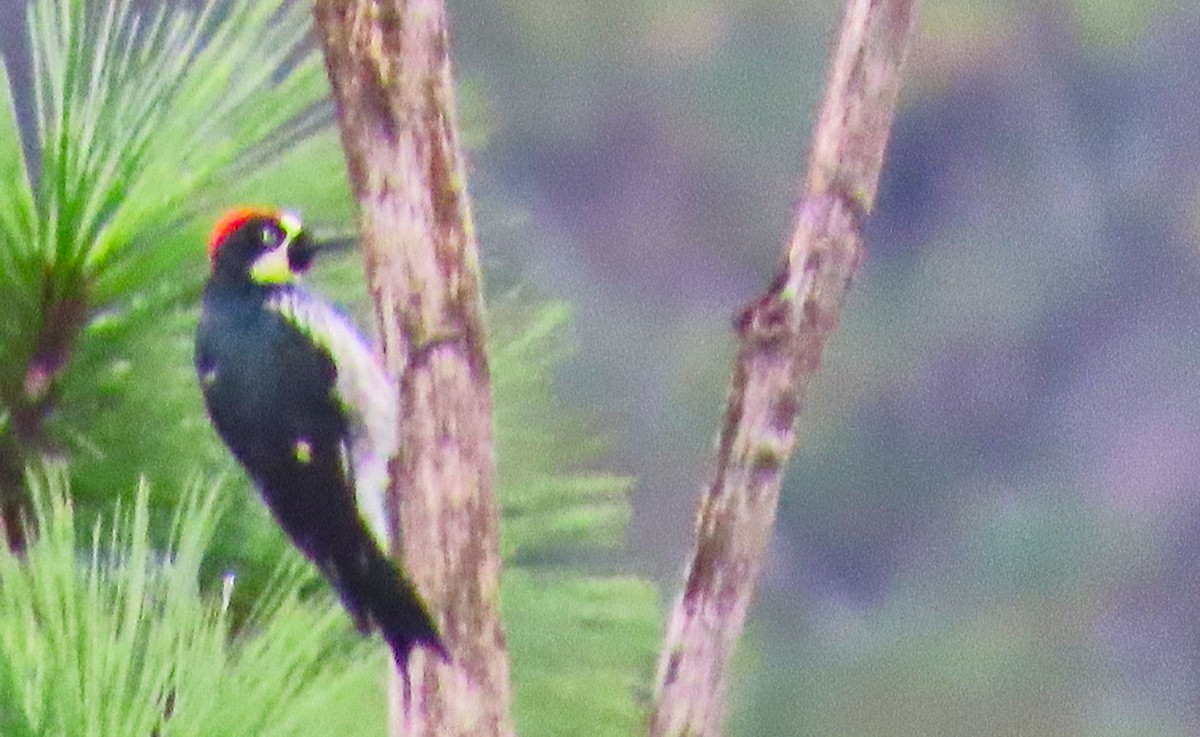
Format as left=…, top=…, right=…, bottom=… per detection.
left=648, top=2, right=919, bottom=736
left=312, top=2, right=514, bottom=736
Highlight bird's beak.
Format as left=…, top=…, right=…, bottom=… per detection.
left=289, top=230, right=358, bottom=273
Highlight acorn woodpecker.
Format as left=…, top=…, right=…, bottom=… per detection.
left=195, top=207, right=444, bottom=664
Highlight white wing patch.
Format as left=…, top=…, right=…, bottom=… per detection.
left=267, top=288, right=398, bottom=552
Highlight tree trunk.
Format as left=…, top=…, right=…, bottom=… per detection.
left=312, top=3, right=514, bottom=736
left=648, top=1, right=920, bottom=736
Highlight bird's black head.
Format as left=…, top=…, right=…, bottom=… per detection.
left=207, top=207, right=316, bottom=285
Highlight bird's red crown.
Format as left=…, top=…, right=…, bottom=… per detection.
left=208, top=206, right=280, bottom=263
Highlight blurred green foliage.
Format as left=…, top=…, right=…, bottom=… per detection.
left=0, top=469, right=385, bottom=736
left=5, top=0, right=1196, bottom=733
left=0, top=0, right=658, bottom=733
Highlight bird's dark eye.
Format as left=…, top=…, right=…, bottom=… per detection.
left=260, top=224, right=281, bottom=248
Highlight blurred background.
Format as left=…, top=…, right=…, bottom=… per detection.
left=5, top=0, right=1200, bottom=734
left=447, top=0, right=1200, bottom=734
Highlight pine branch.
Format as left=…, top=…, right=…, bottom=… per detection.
left=0, top=0, right=323, bottom=549
left=312, top=2, right=514, bottom=736
left=648, top=2, right=920, bottom=736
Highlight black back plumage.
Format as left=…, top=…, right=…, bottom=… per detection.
left=196, top=212, right=444, bottom=664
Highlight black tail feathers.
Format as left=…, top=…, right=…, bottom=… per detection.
left=334, top=542, right=449, bottom=665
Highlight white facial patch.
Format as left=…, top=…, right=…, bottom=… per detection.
left=279, top=210, right=303, bottom=244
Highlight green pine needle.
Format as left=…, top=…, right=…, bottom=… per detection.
left=0, top=467, right=385, bottom=736
left=0, top=1, right=661, bottom=733
left=0, top=0, right=329, bottom=461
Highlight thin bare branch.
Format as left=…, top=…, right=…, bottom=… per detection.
left=312, top=2, right=514, bottom=736
left=648, top=2, right=920, bottom=736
